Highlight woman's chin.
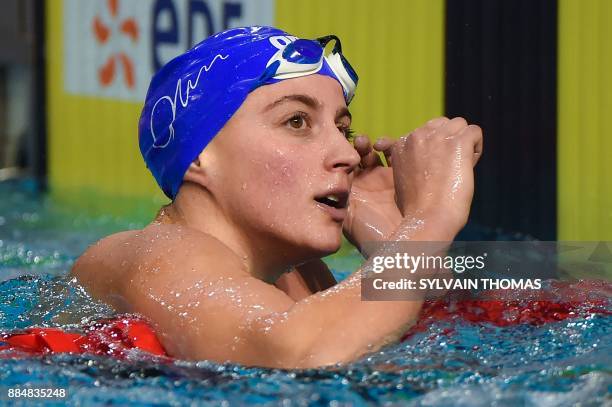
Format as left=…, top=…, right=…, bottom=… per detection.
left=276, top=225, right=344, bottom=261
left=306, top=233, right=343, bottom=257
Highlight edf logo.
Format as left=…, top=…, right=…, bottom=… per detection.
left=151, top=0, right=243, bottom=71
left=63, top=0, right=273, bottom=101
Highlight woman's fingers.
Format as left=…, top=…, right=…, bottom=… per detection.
left=362, top=150, right=381, bottom=168
left=425, top=116, right=450, bottom=130
left=463, top=125, right=484, bottom=167
left=453, top=124, right=484, bottom=167
left=373, top=137, right=394, bottom=151
left=354, top=135, right=383, bottom=169
left=353, top=135, right=371, bottom=157
left=373, top=137, right=394, bottom=166
left=369, top=118, right=449, bottom=167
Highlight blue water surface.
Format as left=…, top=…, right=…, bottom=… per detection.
left=0, top=181, right=610, bottom=406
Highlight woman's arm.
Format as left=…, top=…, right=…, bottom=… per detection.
left=119, top=209, right=458, bottom=368
left=275, top=260, right=337, bottom=301
left=244, top=210, right=461, bottom=368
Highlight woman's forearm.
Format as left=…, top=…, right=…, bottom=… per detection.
left=253, top=209, right=461, bottom=368
left=345, top=210, right=403, bottom=258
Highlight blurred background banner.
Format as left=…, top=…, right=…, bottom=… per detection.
left=43, top=0, right=445, bottom=219
left=62, top=0, right=274, bottom=101
left=46, top=0, right=277, bottom=214
left=0, top=0, right=610, bottom=240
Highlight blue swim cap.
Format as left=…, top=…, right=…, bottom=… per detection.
left=139, top=26, right=356, bottom=199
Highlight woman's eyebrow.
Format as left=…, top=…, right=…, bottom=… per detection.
left=264, top=94, right=351, bottom=122
left=264, top=94, right=320, bottom=112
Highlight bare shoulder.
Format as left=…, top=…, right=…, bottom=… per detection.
left=71, top=223, right=243, bottom=309
left=71, top=229, right=137, bottom=301
left=72, top=223, right=299, bottom=360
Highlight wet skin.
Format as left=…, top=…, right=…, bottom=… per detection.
left=72, top=75, right=483, bottom=368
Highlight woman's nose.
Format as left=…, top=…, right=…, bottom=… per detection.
left=324, top=131, right=361, bottom=174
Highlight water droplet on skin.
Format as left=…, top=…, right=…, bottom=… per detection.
left=363, top=222, right=385, bottom=239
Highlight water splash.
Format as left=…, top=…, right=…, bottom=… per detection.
left=0, top=181, right=610, bottom=406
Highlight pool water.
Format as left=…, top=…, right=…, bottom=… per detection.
left=0, top=180, right=611, bottom=406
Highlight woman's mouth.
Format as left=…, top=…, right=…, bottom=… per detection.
left=314, top=192, right=348, bottom=222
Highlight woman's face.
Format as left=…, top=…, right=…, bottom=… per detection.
left=205, top=74, right=361, bottom=261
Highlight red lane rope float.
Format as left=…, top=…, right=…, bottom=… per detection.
left=0, top=315, right=167, bottom=359
left=402, top=280, right=612, bottom=341
left=1, top=281, right=609, bottom=357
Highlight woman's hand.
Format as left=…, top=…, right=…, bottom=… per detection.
left=344, top=117, right=483, bottom=255
left=392, top=117, right=483, bottom=230
left=343, top=136, right=402, bottom=255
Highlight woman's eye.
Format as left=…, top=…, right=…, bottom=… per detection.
left=338, top=125, right=355, bottom=141
left=286, top=113, right=307, bottom=130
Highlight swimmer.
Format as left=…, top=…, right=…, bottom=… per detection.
left=71, top=26, right=483, bottom=368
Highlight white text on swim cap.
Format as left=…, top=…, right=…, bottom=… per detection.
left=150, top=53, right=229, bottom=149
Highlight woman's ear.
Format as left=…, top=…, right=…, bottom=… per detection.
left=183, top=156, right=211, bottom=188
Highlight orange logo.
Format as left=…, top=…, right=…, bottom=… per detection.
left=92, top=0, right=139, bottom=89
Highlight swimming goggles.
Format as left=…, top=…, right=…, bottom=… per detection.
left=259, top=35, right=359, bottom=103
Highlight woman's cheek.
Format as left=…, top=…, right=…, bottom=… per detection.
left=259, top=150, right=300, bottom=194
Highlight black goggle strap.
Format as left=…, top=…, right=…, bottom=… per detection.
left=315, top=35, right=343, bottom=55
